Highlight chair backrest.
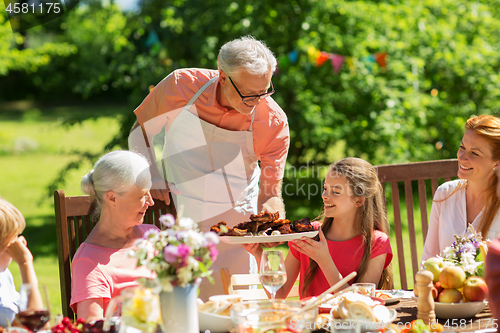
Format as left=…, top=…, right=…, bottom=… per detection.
left=220, top=268, right=300, bottom=300
left=376, top=159, right=458, bottom=290
left=54, top=189, right=176, bottom=319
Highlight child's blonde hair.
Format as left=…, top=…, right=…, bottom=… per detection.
left=0, top=198, right=26, bottom=249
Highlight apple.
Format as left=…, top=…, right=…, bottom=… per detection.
left=431, top=285, right=439, bottom=301
left=439, top=266, right=466, bottom=289
left=423, top=257, right=444, bottom=282
left=434, top=281, right=444, bottom=294
left=438, top=288, right=463, bottom=303
left=463, top=276, right=488, bottom=302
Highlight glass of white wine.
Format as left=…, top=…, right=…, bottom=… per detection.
left=259, top=250, right=287, bottom=301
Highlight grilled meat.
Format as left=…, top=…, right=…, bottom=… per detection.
left=292, top=217, right=314, bottom=232
left=249, top=211, right=279, bottom=222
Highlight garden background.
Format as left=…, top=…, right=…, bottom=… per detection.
left=1, top=0, right=500, bottom=316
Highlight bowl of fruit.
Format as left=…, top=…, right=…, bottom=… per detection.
left=419, top=257, right=489, bottom=319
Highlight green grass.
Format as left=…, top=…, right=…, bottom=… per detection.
left=0, top=103, right=125, bottom=316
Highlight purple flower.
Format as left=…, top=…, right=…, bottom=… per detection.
left=164, top=245, right=179, bottom=263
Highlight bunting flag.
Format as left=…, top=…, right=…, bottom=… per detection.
left=374, top=52, right=387, bottom=69
left=288, top=50, right=299, bottom=64
left=316, top=52, right=330, bottom=67
left=331, top=54, right=345, bottom=74
left=282, top=46, right=388, bottom=75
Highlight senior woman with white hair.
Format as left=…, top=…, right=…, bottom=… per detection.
left=70, top=150, right=158, bottom=320
left=129, top=35, right=290, bottom=299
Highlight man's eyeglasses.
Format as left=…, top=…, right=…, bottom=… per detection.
left=228, top=76, right=275, bottom=103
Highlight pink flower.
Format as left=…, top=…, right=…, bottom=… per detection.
left=177, top=244, right=193, bottom=267
left=163, top=245, right=179, bottom=263
left=208, top=243, right=218, bottom=262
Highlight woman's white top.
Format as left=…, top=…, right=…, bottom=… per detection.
left=422, top=179, right=500, bottom=262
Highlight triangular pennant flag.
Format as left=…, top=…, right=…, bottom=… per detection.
left=345, top=57, right=355, bottom=71
left=330, top=54, right=345, bottom=74
left=288, top=50, right=299, bottom=64
left=374, top=52, right=387, bottom=69
left=144, top=29, right=160, bottom=48
left=307, top=46, right=320, bottom=65
left=316, top=52, right=330, bottom=67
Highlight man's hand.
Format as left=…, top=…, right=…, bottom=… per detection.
left=242, top=243, right=263, bottom=258
left=150, top=180, right=181, bottom=204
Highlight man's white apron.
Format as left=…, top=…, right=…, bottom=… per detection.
left=162, top=77, right=259, bottom=299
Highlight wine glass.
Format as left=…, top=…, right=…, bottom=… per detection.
left=259, top=250, right=287, bottom=301
left=17, top=284, right=50, bottom=332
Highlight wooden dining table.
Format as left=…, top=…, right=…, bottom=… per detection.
left=219, top=296, right=495, bottom=333
left=312, top=298, right=495, bottom=333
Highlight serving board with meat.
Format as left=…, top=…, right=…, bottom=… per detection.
left=211, top=212, right=319, bottom=244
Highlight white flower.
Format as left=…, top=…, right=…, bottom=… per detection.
left=204, top=232, right=219, bottom=245
left=442, top=246, right=456, bottom=260
left=159, top=278, right=173, bottom=292
left=178, top=217, right=196, bottom=229
left=177, top=266, right=193, bottom=286
left=184, top=230, right=205, bottom=248
left=159, top=214, right=176, bottom=228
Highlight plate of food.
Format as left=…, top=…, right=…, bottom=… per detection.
left=198, top=295, right=241, bottom=332
left=212, top=213, right=318, bottom=244
left=375, top=290, right=404, bottom=304
left=328, top=291, right=397, bottom=332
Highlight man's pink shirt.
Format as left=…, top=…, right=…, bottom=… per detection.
left=134, top=68, right=290, bottom=181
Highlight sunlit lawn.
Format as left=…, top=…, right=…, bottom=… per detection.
left=1, top=103, right=429, bottom=318
left=0, top=104, right=125, bottom=315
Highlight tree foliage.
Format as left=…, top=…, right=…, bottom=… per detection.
left=2, top=0, right=500, bottom=212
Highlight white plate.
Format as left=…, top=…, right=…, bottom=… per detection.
left=219, top=230, right=319, bottom=244
left=198, top=311, right=234, bottom=333
left=375, top=290, right=404, bottom=304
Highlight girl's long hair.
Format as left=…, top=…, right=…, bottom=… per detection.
left=441, top=115, right=500, bottom=235
left=302, top=157, right=393, bottom=296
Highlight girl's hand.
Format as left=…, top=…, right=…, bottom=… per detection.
left=289, top=228, right=331, bottom=266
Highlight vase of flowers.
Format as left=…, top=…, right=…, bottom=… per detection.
left=128, top=213, right=219, bottom=333
left=440, top=225, right=488, bottom=277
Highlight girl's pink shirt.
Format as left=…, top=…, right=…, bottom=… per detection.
left=70, top=224, right=159, bottom=315
left=290, top=230, right=393, bottom=298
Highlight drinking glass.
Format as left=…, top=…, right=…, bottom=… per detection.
left=259, top=250, right=287, bottom=301
left=17, top=284, right=50, bottom=332
left=352, top=282, right=376, bottom=297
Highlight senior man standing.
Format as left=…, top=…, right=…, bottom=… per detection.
left=129, top=36, right=290, bottom=299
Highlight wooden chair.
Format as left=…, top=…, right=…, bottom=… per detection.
left=220, top=268, right=300, bottom=300
left=376, top=159, right=458, bottom=290
left=54, top=189, right=176, bottom=319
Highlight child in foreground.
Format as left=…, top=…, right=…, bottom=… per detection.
left=0, top=198, right=39, bottom=327
left=244, top=157, right=393, bottom=298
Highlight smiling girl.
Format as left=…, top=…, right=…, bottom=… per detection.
left=244, top=157, right=393, bottom=298
left=422, top=115, right=500, bottom=261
